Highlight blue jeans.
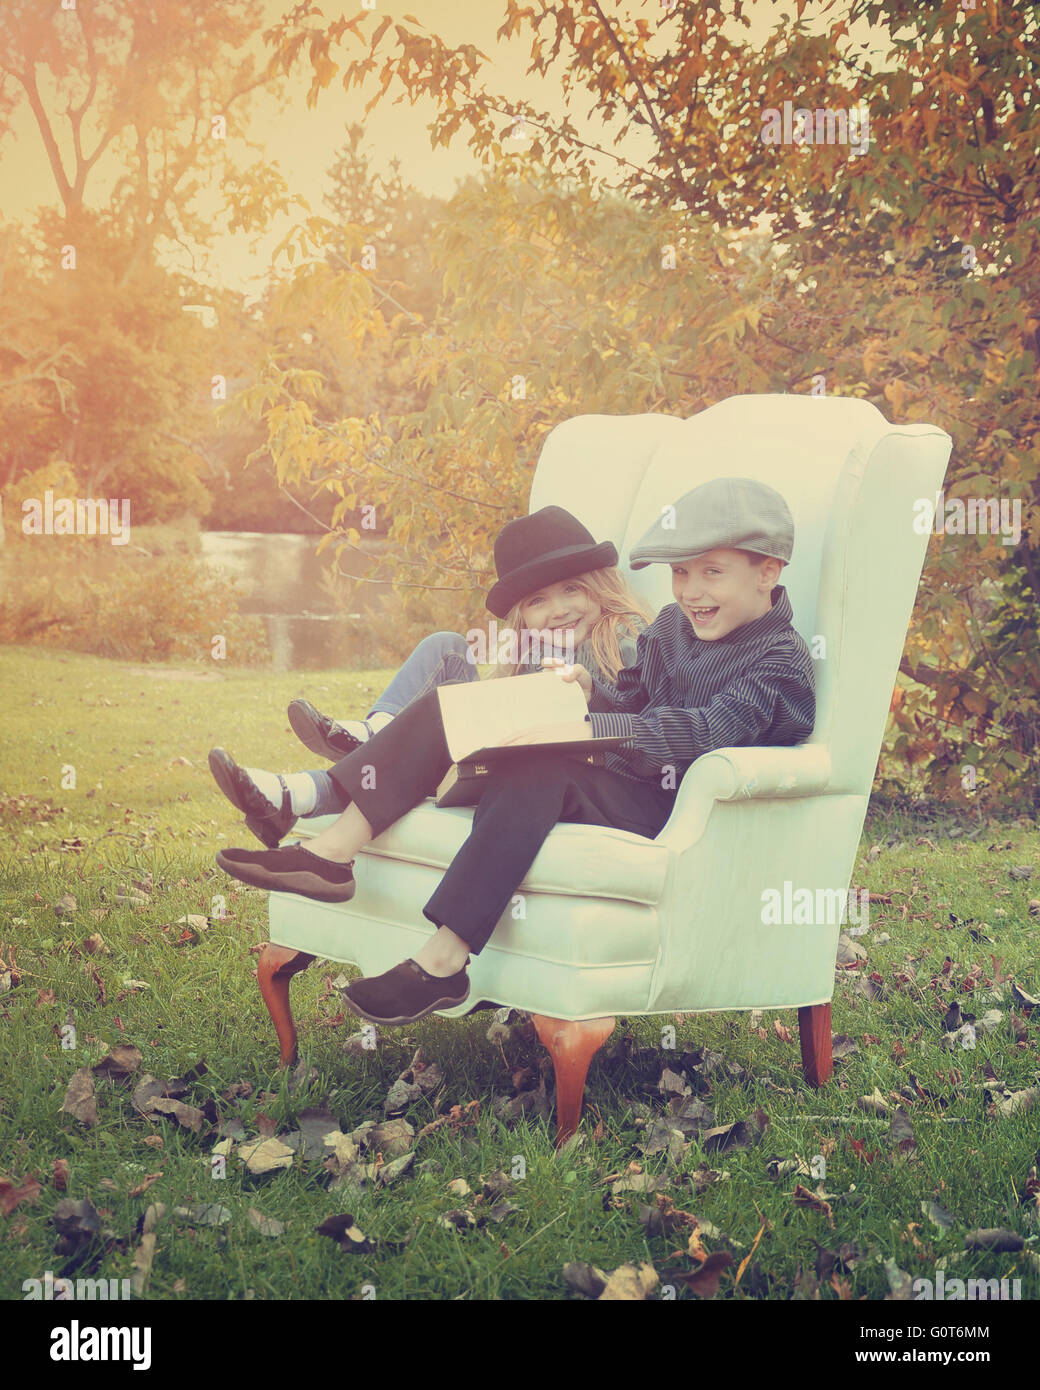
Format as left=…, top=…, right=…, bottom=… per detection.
left=368, top=631, right=479, bottom=717
left=304, top=632, right=480, bottom=817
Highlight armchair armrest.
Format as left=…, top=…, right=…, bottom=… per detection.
left=654, top=743, right=832, bottom=851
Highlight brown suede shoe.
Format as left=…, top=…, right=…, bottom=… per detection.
left=342, top=957, right=471, bottom=1026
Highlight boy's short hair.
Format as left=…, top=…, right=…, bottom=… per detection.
left=739, top=549, right=773, bottom=567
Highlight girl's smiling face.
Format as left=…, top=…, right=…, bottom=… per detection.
left=670, top=549, right=779, bottom=640
left=519, top=577, right=601, bottom=649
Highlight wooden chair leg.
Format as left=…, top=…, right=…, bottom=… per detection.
left=257, top=943, right=315, bottom=1066
left=798, top=1002, right=833, bottom=1086
left=532, top=1015, right=616, bottom=1149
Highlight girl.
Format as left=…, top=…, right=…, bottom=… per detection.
left=208, top=506, right=652, bottom=848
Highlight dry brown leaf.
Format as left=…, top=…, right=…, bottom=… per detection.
left=60, top=1068, right=98, bottom=1127
left=148, top=1097, right=205, bottom=1133
left=792, top=1183, right=835, bottom=1227
left=0, top=1173, right=42, bottom=1216
left=127, top=1172, right=163, bottom=1198
left=247, top=1207, right=286, bottom=1237
left=598, top=1261, right=659, bottom=1300
left=238, top=1138, right=294, bottom=1175
left=673, top=1250, right=734, bottom=1298
left=129, top=1233, right=156, bottom=1296
left=92, top=1044, right=143, bottom=1080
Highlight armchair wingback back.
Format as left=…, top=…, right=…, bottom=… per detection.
left=529, top=395, right=952, bottom=797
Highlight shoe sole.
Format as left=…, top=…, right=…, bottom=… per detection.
left=287, top=702, right=362, bottom=763
left=215, top=849, right=356, bottom=903
left=342, top=984, right=471, bottom=1027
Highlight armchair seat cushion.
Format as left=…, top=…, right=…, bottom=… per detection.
left=335, top=800, right=673, bottom=907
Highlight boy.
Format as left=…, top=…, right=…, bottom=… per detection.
left=214, top=476, right=815, bottom=1027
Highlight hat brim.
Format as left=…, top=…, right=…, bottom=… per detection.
left=485, top=540, right=618, bottom=618
left=629, top=545, right=789, bottom=570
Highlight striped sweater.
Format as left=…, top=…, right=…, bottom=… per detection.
left=587, top=586, right=816, bottom=785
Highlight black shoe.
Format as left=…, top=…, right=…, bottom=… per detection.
left=287, top=699, right=371, bottom=762
left=342, top=956, right=471, bottom=1026
left=215, top=842, right=356, bottom=903
left=208, top=747, right=298, bottom=849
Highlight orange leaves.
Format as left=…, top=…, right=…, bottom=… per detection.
left=883, top=378, right=909, bottom=417
left=0, top=1173, right=42, bottom=1217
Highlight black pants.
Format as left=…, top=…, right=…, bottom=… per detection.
left=326, top=687, right=676, bottom=956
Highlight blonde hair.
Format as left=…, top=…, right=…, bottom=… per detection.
left=491, top=567, right=652, bottom=683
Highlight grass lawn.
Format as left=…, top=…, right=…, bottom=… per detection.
left=1, top=645, right=1038, bottom=1302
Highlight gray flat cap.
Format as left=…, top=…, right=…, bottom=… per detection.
left=628, top=476, right=794, bottom=569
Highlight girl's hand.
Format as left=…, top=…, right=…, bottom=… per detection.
left=498, top=720, right=593, bottom=747
left=541, top=657, right=593, bottom=701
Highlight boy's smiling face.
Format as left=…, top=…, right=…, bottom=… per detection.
left=670, top=548, right=782, bottom=640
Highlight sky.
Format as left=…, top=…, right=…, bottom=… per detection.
left=0, top=0, right=861, bottom=307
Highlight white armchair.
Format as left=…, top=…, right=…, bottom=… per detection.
left=258, top=395, right=952, bottom=1145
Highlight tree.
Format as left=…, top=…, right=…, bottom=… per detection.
left=0, top=0, right=299, bottom=518
left=247, top=0, right=1039, bottom=803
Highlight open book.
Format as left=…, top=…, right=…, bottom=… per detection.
left=434, top=672, right=626, bottom=808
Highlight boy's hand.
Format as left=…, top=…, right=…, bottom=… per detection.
left=541, top=657, right=593, bottom=701
left=498, top=721, right=592, bottom=747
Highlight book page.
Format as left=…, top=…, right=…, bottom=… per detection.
left=437, top=673, right=588, bottom=762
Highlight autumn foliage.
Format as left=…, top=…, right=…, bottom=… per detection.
left=1, top=0, right=1038, bottom=802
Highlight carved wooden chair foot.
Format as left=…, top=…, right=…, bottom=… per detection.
left=532, top=1014, right=617, bottom=1148
left=798, top=1002, right=833, bottom=1086
left=257, top=943, right=315, bottom=1066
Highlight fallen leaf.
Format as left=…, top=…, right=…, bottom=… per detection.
left=610, top=1172, right=669, bottom=1196
left=60, top=1068, right=97, bottom=1127
left=993, top=1088, right=1036, bottom=1120
left=670, top=1250, right=734, bottom=1297
left=964, top=1228, right=1024, bottom=1252
left=562, top=1261, right=608, bottom=1298
left=0, top=1173, right=42, bottom=1216
left=883, top=1257, right=914, bottom=1300
left=598, top=1261, right=659, bottom=1300
left=888, top=1108, right=917, bottom=1154
left=316, top=1212, right=377, bottom=1252
left=921, top=1199, right=955, bottom=1230
left=52, top=1197, right=100, bottom=1253
left=377, top=1153, right=415, bottom=1186
left=174, top=1203, right=231, bottom=1226
left=149, top=1097, right=205, bottom=1133
left=857, top=1087, right=891, bottom=1116
left=92, top=1044, right=143, bottom=1080
left=792, top=1183, right=835, bottom=1227
left=366, top=1118, right=415, bottom=1158
left=127, top=1172, right=163, bottom=1198
left=1011, top=982, right=1038, bottom=1013
left=129, top=1233, right=156, bottom=1295
left=237, top=1137, right=295, bottom=1175
left=247, top=1207, right=285, bottom=1237
left=142, top=1203, right=166, bottom=1234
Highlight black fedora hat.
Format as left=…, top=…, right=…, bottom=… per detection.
left=485, top=506, right=618, bottom=619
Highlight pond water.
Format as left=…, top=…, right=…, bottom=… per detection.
left=198, top=531, right=391, bottom=672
